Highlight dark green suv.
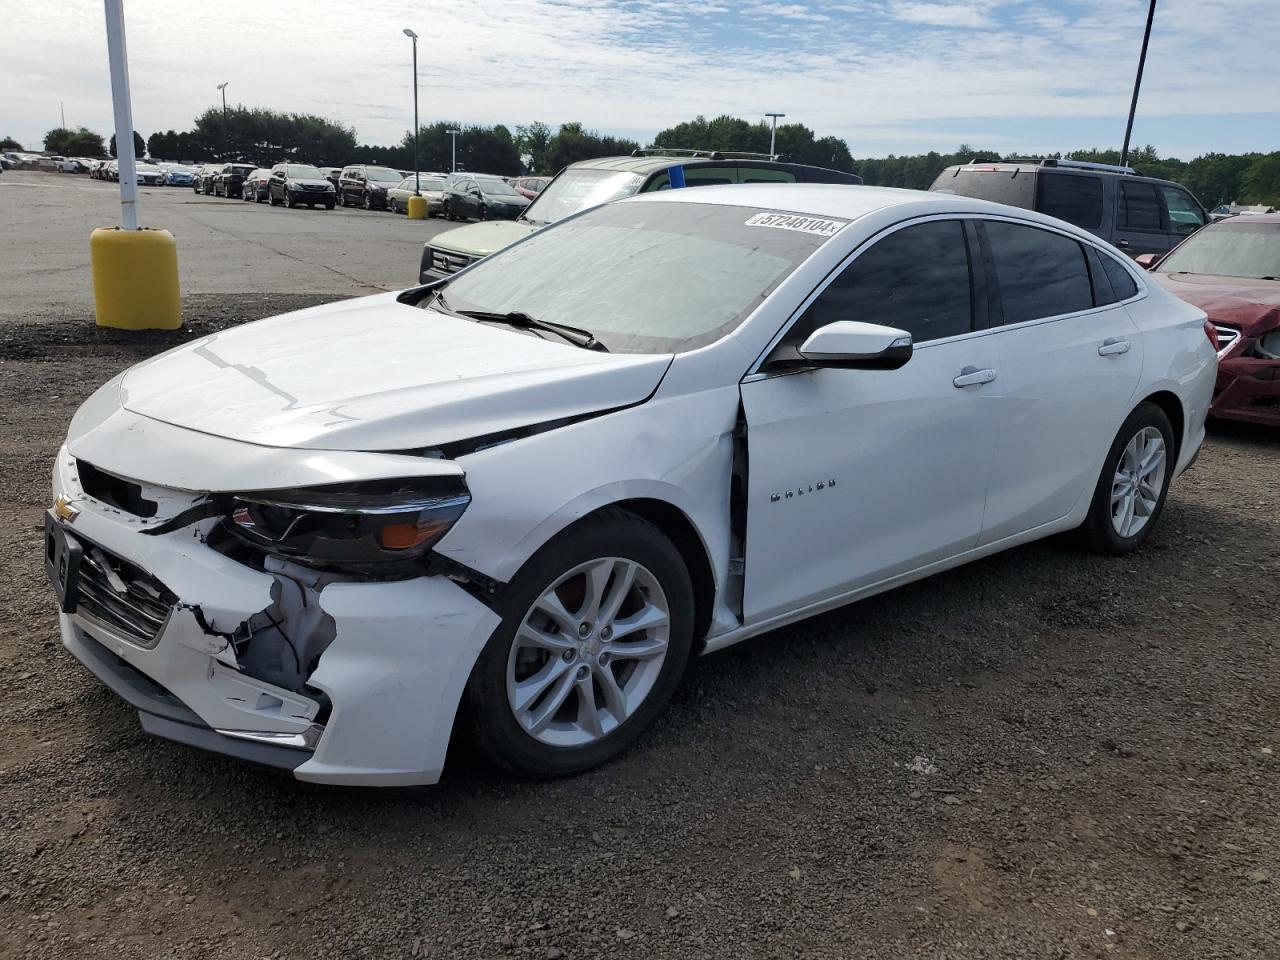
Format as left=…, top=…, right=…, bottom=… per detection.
left=419, top=150, right=864, bottom=282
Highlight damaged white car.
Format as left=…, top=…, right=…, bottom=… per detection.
left=47, top=185, right=1216, bottom=785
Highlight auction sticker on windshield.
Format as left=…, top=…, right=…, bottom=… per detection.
left=744, top=212, right=847, bottom=237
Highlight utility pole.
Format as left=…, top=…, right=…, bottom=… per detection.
left=403, top=29, right=419, bottom=194
left=217, top=81, right=229, bottom=161
left=61, top=101, right=66, bottom=129
left=1120, top=0, right=1157, bottom=169
left=765, top=112, right=785, bottom=158
left=104, top=0, right=139, bottom=228
left=446, top=128, right=461, bottom=172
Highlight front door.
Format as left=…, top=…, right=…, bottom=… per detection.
left=741, top=218, right=1000, bottom=624
left=1113, top=180, right=1171, bottom=257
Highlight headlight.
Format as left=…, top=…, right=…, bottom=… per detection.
left=225, top=477, right=469, bottom=569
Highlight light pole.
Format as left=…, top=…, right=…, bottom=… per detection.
left=216, top=81, right=229, bottom=161
left=447, top=128, right=461, bottom=172
left=765, top=112, right=785, bottom=158
left=403, top=29, right=419, bottom=195
left=1120, top=0, right=1157, bottom=169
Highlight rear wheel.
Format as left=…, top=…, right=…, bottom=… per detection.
left=285, top=192, right=296, bottom=209
left=1080, top=402, right=1175, bottom=554
left=363, top=192, right=373, bottom=210
left=465, top=511, right=694, bottom=779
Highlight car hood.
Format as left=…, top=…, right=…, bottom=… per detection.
left=431, top=219, right=539, bottom=257
left=288, top=178, right=331, bottom=188
left=1152, top=273, right=1280, bottom=335
left=117, top=293, right=672, bottom=452
left=483, top=193, right=529, bottom=205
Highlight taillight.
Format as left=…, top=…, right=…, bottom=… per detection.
left=1203, top=319, right=1217, bottom=354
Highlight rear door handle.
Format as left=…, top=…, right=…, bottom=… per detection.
left=953, top=366, right=997, bottom=388
left=1116, top=239, right=1130, bottom=248
left=1098, top=338, right=1131, bottom=356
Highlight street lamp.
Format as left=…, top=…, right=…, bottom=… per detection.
left=764, top=112, right=785, bottom=158
left=447, top=128, right=461, bottom=172
left=216, top=81, right=229, bottom=161
left=403, top=28, right=419, bottom=195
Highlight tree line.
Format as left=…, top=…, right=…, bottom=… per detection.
left=20, top=109, right=1280, bottom=206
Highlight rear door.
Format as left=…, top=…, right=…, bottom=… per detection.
left=1035, top=171, right=1106, bottom=240
left=1113, top=180, right=1170, bottom=256
left=976, top=218, right=1143, bottom=544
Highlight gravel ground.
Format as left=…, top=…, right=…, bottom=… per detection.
left=1, top=297, right=1277, bottom=959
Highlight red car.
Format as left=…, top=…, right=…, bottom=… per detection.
left=1141, top=213, right=1280, bottom=426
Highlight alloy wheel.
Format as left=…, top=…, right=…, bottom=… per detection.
left=1110, top=426, right=1166, bottom=538
left=506, top=557, right=670, bottom=748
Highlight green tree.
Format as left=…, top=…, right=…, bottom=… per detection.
left=1240, top=152, right=1280, bottom=206
left=0, top=135, right=21, bottom=151
left=546, top=122, right=639, bottom=171
left=1181, top=152, right=1255, bottom=209
left=44, top=126, right=106, bottom=156
left=188, top=106, right=357, bottom=165
left=515, top=121, right=553, bottom=173
left=109, top=130, right=146, bottom=158
left=147, top=130, right=184, bottom=160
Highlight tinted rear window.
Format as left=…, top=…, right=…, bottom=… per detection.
left=1120, top=182, right=1164, bottom=231
left=931, top=168, right=1034, bottom=208
left=1037, top=173, right=1104, bottom=229
left=1101, top=254, right=1139, bottom=299
left=984, top=220, right=1093, bottom=324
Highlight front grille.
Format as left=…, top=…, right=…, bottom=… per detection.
left=1213, top=323, right=1241, bottom=357
left=302, top=184, right=329, bottom=192
left=76, top=460, right=157, bottom=517
left=76, top=543, right=176, bottom=648
left=430, top=249, right=474, bottom=275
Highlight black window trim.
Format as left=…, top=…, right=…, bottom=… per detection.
left=747, top=213, right=986, bottom=379
left=974, top=214, right=1147, bottom=332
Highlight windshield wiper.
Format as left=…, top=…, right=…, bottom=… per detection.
left=456, top=310, right=607, bottom=351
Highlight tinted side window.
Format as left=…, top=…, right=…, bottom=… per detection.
left=1159, top=185, right=1205, bottom=236
left=682, top=165, right=736, bottom=187
left=1120, top=181, right=1164, bottom=231
left=1100, top=253, right=1139, bottom=300
left=984, top=220, right=1093, bottom=325
left=796, top=220, right=973, bottom=345
left=1037, top=173, right=1104, bottom=229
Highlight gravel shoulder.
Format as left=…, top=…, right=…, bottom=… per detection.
left=1, top=300, right=1277, bottom=960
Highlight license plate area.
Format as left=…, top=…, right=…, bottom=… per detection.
left=44, top=512, right=82, bottom=613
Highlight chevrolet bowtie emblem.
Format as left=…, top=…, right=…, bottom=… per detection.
left=53, top=495, right=80, bottom=523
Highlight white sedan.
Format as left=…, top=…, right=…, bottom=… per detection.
left=46, top=185, right=1216, bottom=785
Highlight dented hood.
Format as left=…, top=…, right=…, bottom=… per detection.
left=119, top=294, right=672, bottom=451
left=1152, top=273, right=1280, bottom=336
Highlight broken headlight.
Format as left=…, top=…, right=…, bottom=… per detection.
left=225, top=478, right=470, bottom=568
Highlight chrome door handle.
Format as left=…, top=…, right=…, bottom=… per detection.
left=1116, top=239, right=1130, bottom=248
left=953, top=366, right=997, bottom=388
left=1098, top=338, right=1131, bottom=356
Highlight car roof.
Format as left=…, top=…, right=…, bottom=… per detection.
left=1215, top=212, right=1280, bottom=225
left=940, top=159, right=1180, bottom=186
left=622, top=183, right=1115, bottom=237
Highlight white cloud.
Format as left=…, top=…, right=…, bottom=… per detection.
left=0, top=0, right=1277, bottom=156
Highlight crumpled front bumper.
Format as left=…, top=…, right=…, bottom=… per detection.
left=1212, top=353, right=1280, bottom=426
left=52, top=448, right=501, bottom=786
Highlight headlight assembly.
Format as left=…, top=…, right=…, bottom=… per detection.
left=225, top=477, right=470, bottom=569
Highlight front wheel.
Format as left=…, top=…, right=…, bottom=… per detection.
left=1079, top=402, right=1176, bottom=554
left=464, top=510, right=695, bottom=779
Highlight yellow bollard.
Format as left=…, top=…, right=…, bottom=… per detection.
left=406, top=194, right=428, bottom=220
left=90, top=227, right=182, bottom=330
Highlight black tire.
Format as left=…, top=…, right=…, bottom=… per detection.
left=478, top=204, right=487, bottom=221
left=442, top=199, right=452, bottom=220
left=1079, top=401, right=1176, bottom=555
left=464, top=510, right=695, bottom=779
left=363, top=192, right=373, bottom=210
left=285, top=192, right=296, bottom=209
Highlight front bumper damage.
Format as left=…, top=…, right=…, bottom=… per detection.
left=51, top=447, right=501, bottom=786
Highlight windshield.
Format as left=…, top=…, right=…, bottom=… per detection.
left=1158, top=220, right=1280, bottom=281
left=479, top=179, right=519, bottom=196
left=524, top=168, right=646, bottom=225
left=231, top=165, right=254, bottom=175
left=286, top=165, right=323, bottom=178
left=433, top=201, right=842, bottom=354
left=366, top=167, right=402, bottom=182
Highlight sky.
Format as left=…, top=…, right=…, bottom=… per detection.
left=2, top=0, right=1277, bottom=160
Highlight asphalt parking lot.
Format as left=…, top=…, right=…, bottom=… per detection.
left=0, top=170, right=453, bottom=319
left=1, top=171, right=1278, bottom=960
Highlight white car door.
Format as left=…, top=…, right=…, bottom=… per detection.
left=741, top=218, right=1001, bottom=624
left=975, top=219, right=1144, bottom=544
